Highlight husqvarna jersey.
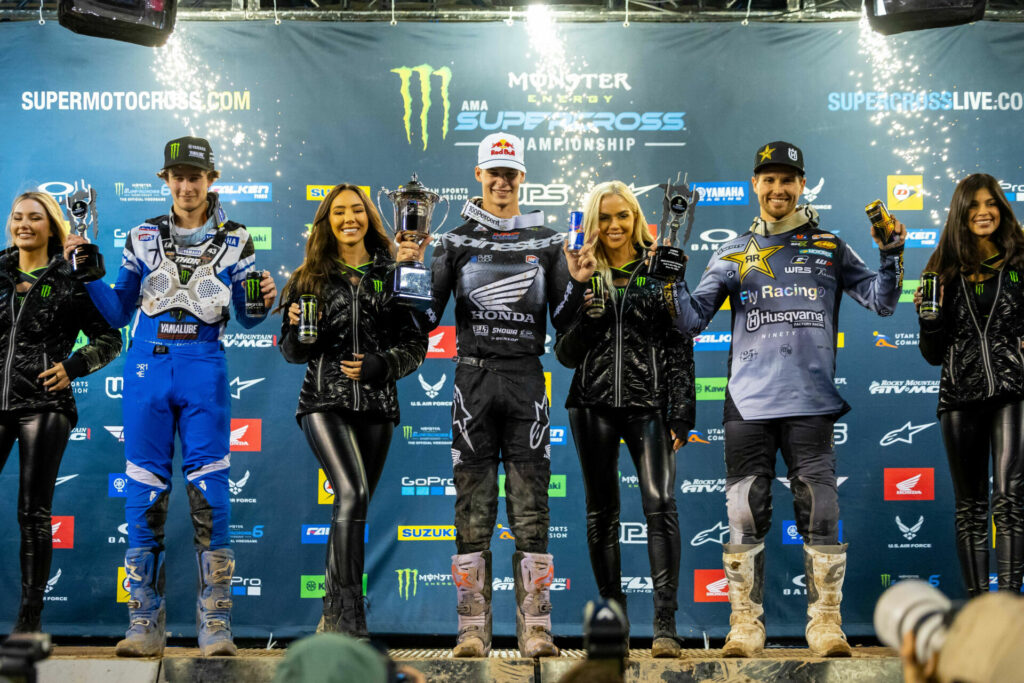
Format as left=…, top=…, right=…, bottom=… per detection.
left=425, top=218, right=585, bottom=358
left=84, top=210, right=266, bottom=343
left=670, top=217, right=903, bottom=420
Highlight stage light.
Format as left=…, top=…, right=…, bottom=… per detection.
left=58, top=0, right=177, bottom=47
left=865, top=0, right=985, bottom=35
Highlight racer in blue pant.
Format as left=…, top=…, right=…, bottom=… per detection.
left=65, top=136, right=277, bottom=657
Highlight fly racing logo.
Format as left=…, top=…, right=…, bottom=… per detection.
left=621, top=576, right=654, bottom=593
left=396, top=568, right=418, bottom=600
left=230, top=377, right=265, bottom=399
left=897, top=516, right=924, bottom=540
left=880, top=421, right=935, bottom=446
left=468, top=268, right=539, bottom=313
left=897, top=474, right=923, bottom=495
left=55, top=474, right=78, bottom=486
left=229, top=471, right=250, bottom=496
left=777, top=476, right=849, bottom=489
left=690, top=521, right=729, bottom=546
left=105, top=426, right=125, bottom=443
left=418, top=373, right=446, bottom=399
left=391, top=64, right=453, bottom=150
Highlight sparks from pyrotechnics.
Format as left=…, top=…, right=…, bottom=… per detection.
left=855, top=15, right=962, bottom=225
left=150, top=30, right=280, bottom=174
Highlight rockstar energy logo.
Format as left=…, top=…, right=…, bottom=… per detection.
left=169, top=142, right=180, bottom=159
left=396, top=568, right=418, bottom=600
left=391, top=65, right=452, bottom=151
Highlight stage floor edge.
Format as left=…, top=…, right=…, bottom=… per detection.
left=37, top=645, right=901, bottom=682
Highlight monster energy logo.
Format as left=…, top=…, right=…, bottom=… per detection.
left=179, top=269, right=192, bottom=285
left=372, top=279, right=383, bottom=293
left=403, top=425, right=413, bottom=438
left=301, top=298, right=316, bottom=318
left=245, top=278, right=261, bottom=300
left=391, top=65, right=452, bottom=151
left=396, top=568, right=418, bottom=600
left=880, top=573, right=892, bottom=587
left=169, top=142, right=180, bottom=158
left=40, top=284, right=51, bottom=297
left=636, top=276, right=646, bottom=287
left=1011, top=271, right=1019, bottom=283
left=115, top=182, right=125, bottom=196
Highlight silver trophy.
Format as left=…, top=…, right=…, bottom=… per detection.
left=377, top=174, right=449, bottom=310
left=63, top=184, right=105, bottom=282
left=648, top=172, right=698, bottom=281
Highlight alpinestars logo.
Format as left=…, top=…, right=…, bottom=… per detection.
left=690, top=521, right=729, bottom=546
left=451, top=386, right=474, bottom=457
left=468, top=268, right=539, bottom=323
left=880, top=421, right=935, bottom=446
left=391, top=65, right=452, bottom=150
left=529, top=399, right=550, bottom=456
left=230, top=377, right=265, bottom=399
left=419, top=374, right=446, bottom=399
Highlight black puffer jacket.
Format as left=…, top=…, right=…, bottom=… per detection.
left=919, top=267, right=1024, bottom=413
left=280, top=257, right=428, bottom=423
left=555, top=258, right=696, bottom=435
left=0, top=248, right=122, bottom=424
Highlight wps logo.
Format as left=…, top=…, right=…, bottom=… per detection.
left=887, top=175, right=924, bottom=210
left=426, top=326, right=457, bottom=358
left=396, top=568, right=418, bottom=599
left=51, top=516, right=75, bottom=548
left=391, top=65, right=453, bottom=150
left=884, top=468, right=935, bottom=500
left=318, top=469, right=335, bottom=505
left=520, top=183, right=570, bottom=206
left=694, top=569, right=729, bottom=602
left=230, top=419, right=262, bottom=451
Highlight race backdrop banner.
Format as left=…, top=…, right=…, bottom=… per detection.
left=0, top=18, right=1023, bottom=640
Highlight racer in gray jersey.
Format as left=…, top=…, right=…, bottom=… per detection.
left=667, top=141, right=906, bottom=658
left=396, top=133, right=595, bottom=658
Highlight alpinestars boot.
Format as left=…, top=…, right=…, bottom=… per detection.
left=513, top=551, right=558, bottom=658
left=196, top=548, right=238, bottom=657
left=116, top=548, right=166, bottom=657
left=804, top=544, right=852, bottom=657
left=721, top=543, right=766, bottom=658
left=452, top=551, right=492, bottom=657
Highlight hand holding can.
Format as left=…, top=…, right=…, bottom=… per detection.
left=919, top=272, right=940, bottom=320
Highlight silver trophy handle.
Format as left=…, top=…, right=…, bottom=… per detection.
left=434, top=196, right=451, bottom=236
left=376, top=187, right=396, bottom=236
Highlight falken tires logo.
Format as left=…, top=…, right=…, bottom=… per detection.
left=391, top=65, right=452, bottom=150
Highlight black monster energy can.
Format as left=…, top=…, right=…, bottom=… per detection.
left=298, top=294, right=318, bottom=344
left=244, top=272, right=266, bottom=317
left=586, top=275, right=606, bottom=318
left=920, top=272, right=940, bottom=321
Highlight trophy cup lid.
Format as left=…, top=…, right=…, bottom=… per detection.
left=388, top=173, right=440, bottom=203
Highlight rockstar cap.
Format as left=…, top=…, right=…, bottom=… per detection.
left=162, top=136, right=216, bottom=172
left=753, top=141, right=804, bottom=175
left=477, top=133, right=526, bottom=173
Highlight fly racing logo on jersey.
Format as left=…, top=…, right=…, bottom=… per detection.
left=468, top=267, right=539, bottom=323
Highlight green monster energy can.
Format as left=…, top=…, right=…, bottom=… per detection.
left=298, top=294, right=318, bottom=344
left=244, top=272, right=266, bottom=317
left=586, top=275, right=606, bottom=318
left=920, top=272, right=940, bottom=321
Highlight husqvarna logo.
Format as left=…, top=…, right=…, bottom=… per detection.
left=391, top=65, right=453, bottom=150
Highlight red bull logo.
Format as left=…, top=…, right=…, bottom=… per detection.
left=490, top=139, right=516, bottom=156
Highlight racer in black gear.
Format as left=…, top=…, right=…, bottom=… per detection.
left=396, top=132, right=595, bottom=658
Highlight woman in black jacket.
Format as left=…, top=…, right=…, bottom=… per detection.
left=917, top=173, right=1024, bottom=595
left=555, top=181, right=696, bottom=657
left=1, top=191, right=122, bottom=633
left=279, top=184, right=427, bottom=636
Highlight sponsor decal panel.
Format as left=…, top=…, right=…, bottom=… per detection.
left=51, top=516, right=75, bottom=549
left=887, top=175, right=924, bottom=211
left=397, top=525, right=457, bottom=541
left=694, top=569, right=729, bottom=602
left=884, top=468, right=935, bottom=500
left=782, top=520, right=843, bottom=545
left=696, top=378, right=727, bottom=400
left=426, top=326, right=457, bottom=359
left=229, top=419, right=262, bottom=451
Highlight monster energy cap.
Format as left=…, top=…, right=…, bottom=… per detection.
left=753, top=140, right=804, bottom=175
left=162, top=136, right=215, bottom=172
left=477, top=133, right=526, bottom=173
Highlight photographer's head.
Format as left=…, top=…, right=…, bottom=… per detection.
left=751, top=141, right=807, bottom=223
left=475, top=133, right=525, bottom=219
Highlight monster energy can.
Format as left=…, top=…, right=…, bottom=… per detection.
left=586, top=274, right=606, bottom=318
left=244, top=272, right=266, bottom=317
left=298, top=294, right=318, bottom=344
left=920, top=272, right=940, bottom=321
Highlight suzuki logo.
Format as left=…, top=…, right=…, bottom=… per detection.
left=391, top=65, right=453, bottom=150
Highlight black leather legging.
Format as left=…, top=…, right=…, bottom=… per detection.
left=0, top=411, right=73, bottom=604
left=568, top=407, right=680, bottom=599
left=940, top=399, right=1024, bottom=595
left=300, top=412, right=393, bottom=592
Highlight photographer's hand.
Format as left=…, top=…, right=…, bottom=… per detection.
left=901, top=631, right=939, bottom=683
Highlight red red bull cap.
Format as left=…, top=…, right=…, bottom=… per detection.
left=477, top=133, right=526, bottom=173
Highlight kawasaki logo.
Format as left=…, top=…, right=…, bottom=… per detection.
left=169, top=143, right=180, bottom=158
left=391, top=65, right=452, bottom=150
left=396, top=568, right=418, bottom=600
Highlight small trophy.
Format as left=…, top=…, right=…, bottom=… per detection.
left=648, top=173, right=698, bottom=281
left=378, top=174, right=449, bottom=310
left=63, top=184, right=105, bottom=282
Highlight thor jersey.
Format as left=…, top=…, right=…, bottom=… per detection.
left=84, top=215, right=265, bottom=343
left=672, top=226, right=903, bottom=420
left=425, top=219, right=584, bottom=358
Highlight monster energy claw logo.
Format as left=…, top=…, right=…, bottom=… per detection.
left=391, top=65, right=452, bottom=151
left=115, top=182, right=125, bottom=196
left=179, top=269, right=192, bottom=285
left=372, top=279, right=383, bottom=293
left=169, top=142, right=180, bottom=158
left=245, top=278, right=261, bottom=300
left=403, top=425, right=413, bottom=439
left=40, top=284, right=52, bottom=297
left=396, top=568, right=418, bottom=600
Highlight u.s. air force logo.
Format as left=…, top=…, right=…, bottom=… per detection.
left=721, top=235, right=783, bottom=282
